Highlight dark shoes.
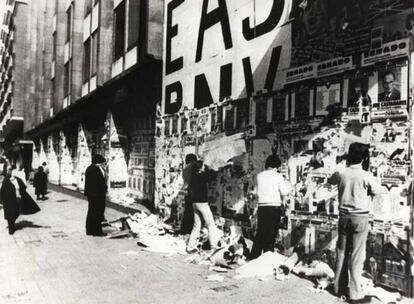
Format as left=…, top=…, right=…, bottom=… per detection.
left=8, top=225, right=15, bottom=235
left=349, top=296, right=371, bottom=304
left=86, top=231, right=106, bottom=237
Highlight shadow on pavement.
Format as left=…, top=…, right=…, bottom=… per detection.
left=15, top=220, right=51, bottom=231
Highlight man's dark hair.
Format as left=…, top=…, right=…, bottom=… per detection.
left=185, top=153, right=197, bottom=164
left=383, top=71, right=396, bottom=81
left=347, top=143, right=370, bottom=165
left=42, top=162, right=47, bottom=166
left=265, top=155, right=281, bottom=169
left=92, top=154, right=106, bottom=164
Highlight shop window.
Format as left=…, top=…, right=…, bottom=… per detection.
left=272, top=95, right=286, bottom=122
left=236, top=100, right=249, bottom=129
left=216, top=106, right=223, bottom=131
left=164, top=118, right=170, bottom=136
left=114, top=1, right=126, bottom=61
left=210, top=109, right=216, bottom=132
left=127, top=0, right=141, bottom=50
left=255, top=100, right=267, bottom=125
left=224, top=106, right=235, bottom=130
left=83, top=38, right=91, bottom=83
left=172, top=115, right=178, bottom=135
left=66, top=6, right=72, bottom=43
left=148, top=181, right=153, bottom=195
left=294, top=89, right=310, bottom=118
left=91, top=32, right=98, bottom=75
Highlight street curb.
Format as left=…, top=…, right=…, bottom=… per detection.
left=47, top=182, right=141, bottom=215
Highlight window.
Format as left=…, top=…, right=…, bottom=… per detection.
left=84, top=0, right=92, bottom=16
left=83, top=39, right=91, bottom=82
left=114, top=1, right=125, bottom=61
left=128, top=0, right=140, bottom=49
left=272, top=95, right=286, bottom=122
left=66, top=7, right=72, bottom=42
left=52, top=32, right=57, bottom=60
left=64, top=62, right=70, bottom=97
left=255, top=100, right=267, bottom=124
left=91, top=32, right=98, bottom=75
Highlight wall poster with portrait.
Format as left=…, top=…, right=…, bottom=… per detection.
left=377, top=69, right=403, bottom=103
left=372, top=65, right=409, bottom=123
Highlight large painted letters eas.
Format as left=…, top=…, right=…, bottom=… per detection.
left=166, top=0, right=185, bottom=75
left=242, top=0, right=285, bottom=41
left=195, top=0, right=233, bottom=63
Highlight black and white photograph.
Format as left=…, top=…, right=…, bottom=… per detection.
left=0, top=0, right=414, bottom=303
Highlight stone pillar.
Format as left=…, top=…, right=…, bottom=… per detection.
left=77, top=123, right=92, bottom=192
left=107, top=113, right=128, bottom=203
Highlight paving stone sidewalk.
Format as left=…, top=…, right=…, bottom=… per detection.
left=0, top=186, right=413, bottom=304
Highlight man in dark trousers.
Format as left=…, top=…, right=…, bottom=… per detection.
left=84, top=154, right=107, bottom=236
left=180, top=154, right=197, bottom=234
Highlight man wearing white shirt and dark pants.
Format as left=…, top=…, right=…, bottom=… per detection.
left=251, top=155, right=289, bottom=259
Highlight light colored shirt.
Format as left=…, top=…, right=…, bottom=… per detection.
left=255, top=169, right=289, bottom=207
left=329, top=164, right=380, bottom=215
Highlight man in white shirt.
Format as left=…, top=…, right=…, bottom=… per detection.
left=251, top=155, right=289, bottom=259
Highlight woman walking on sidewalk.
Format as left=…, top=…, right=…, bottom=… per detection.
left=0, top=164, right=40, bottom=234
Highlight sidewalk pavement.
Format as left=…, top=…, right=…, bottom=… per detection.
left=0, top=186, right=413, bottom=304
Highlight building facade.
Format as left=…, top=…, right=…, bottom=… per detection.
left=0, top=0, right=163, bottom=210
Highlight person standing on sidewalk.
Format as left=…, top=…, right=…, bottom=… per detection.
left=0, top=164, right=21, bottom=235
left=42, top=162, right=49, bottom=178
left=251, top=155, right=289, bottom=259
left=328, top=143, right=380, bottom=303
left=186, top=160, right=219, bottom=252
left=33, top=166, right=48, bottom=200
left=180, top=154, right=197, bottom=235
left=84, top=154, right=107, bottom=236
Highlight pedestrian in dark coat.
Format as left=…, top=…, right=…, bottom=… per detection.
left=84, top=154, right=107, bottom=236
left=33, top=166, right=48, bottom=200
left=0, top=166, right=20, bottom=234
left=0, top=165, right=40, bottom=235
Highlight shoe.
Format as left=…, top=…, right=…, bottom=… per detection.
left=349, top=296, right=371, bottom=304
left=186, top=247, right=198, bottom=254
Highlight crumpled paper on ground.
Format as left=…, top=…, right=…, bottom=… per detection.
left=293, top=260, right=335, bottom=279
left=361, top=276, right=401, bottom=303
left=137, top=234, right=187, bottom=255
left=235, top=251, right=287, bottom=279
